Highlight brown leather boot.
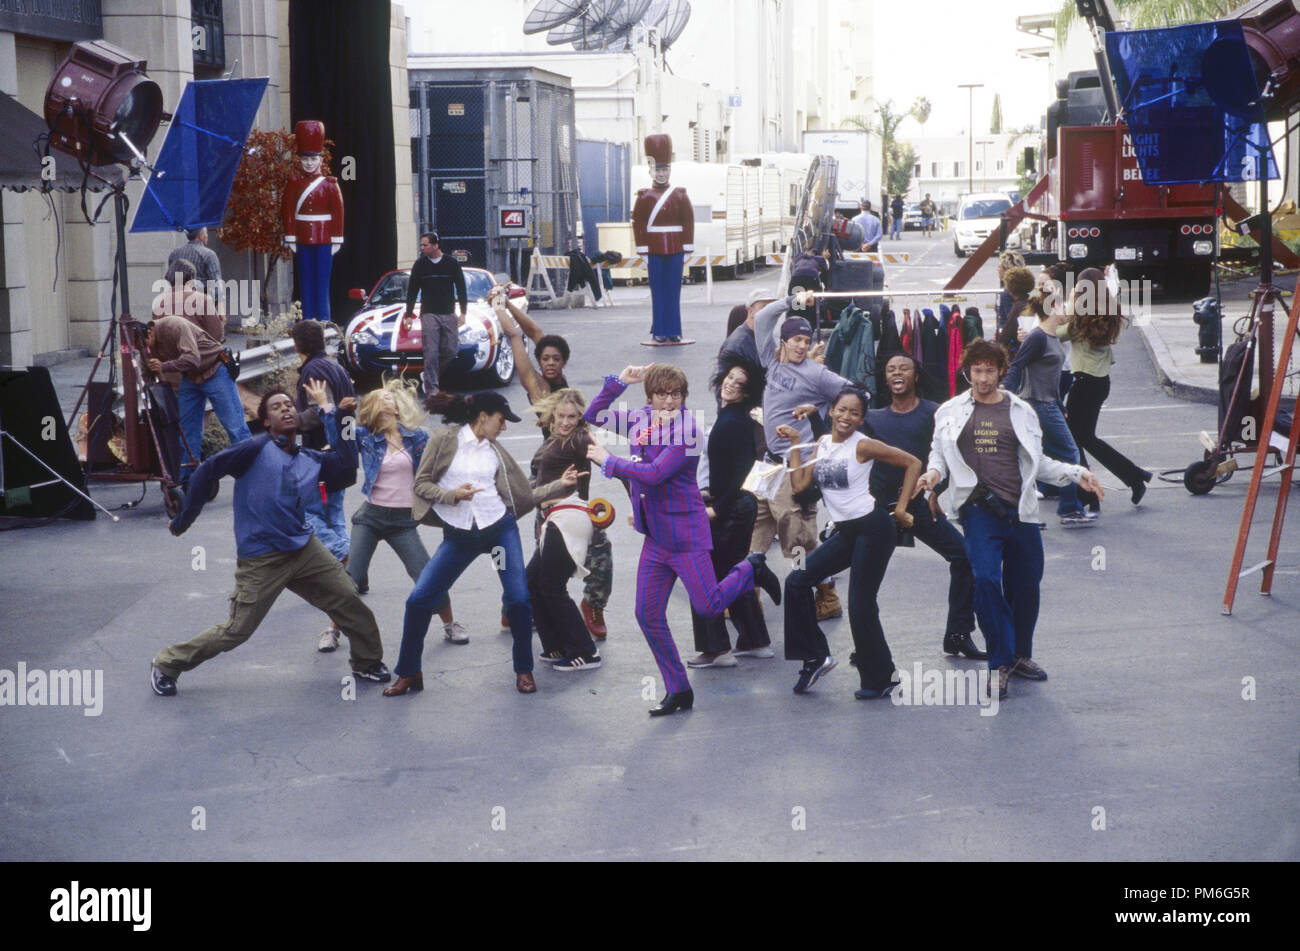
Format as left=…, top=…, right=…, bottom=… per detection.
left=516, top=672, right=537, bottom=694
left=580, top=599, right=607, bottom=639
left=382, top=674, right=423, bottom=697
left=814, top=582, right=842, bottom=620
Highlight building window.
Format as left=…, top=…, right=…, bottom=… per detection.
left=997, top=159, right=1004, bottom=171
left=975, top=161, right=982, bottom=172
left=914, top=163, right=921, bottom=177
left=953, top=161, right=964, bottom=178
left=931, top=161, right=939, bottom=178
left=192, top=0, right=226, bottom=71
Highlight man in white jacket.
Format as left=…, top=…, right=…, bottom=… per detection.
left=915, top=340, right=1104, bottom=700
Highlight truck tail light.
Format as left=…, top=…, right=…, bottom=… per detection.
left=1181, top=225, right=1192, bottom=235
left=1068, top=227, right=1079, bottom=238
left=1089, top=227, right=1100, bottom=237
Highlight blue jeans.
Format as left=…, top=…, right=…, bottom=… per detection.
left=960, top=506, right=1044, bottom=670
left=306, top=488, right=349, bottom=561
left=178, top=365, right=252, bottom=484
left=396, top=515, right=532, bottom=676
left=890, top=216, right=902, bottom=239
left=1027, top=398, right=1083, bottom=516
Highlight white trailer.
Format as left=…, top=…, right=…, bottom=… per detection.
left=801, top=129, right=881, bottom=211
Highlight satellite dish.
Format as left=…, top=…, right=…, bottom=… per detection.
left=608, top=0, right=653, bottom=30
left=523, top=0, right=589, bottom=34
left=658, top=0, right=692, bottom=49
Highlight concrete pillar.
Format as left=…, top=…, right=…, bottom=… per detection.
left=392, top=2, right=415, bottom=267
left=0, top=31, right=32, bottom=368
left=86, top=0, right=195, bottom=346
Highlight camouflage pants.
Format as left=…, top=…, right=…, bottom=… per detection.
left=582, top=526, right=612, bottom=610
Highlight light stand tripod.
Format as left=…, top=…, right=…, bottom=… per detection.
left=0, top=403, right=119, bottom=522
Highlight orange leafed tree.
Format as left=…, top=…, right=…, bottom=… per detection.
left=220, top=128, right=333, bottom=310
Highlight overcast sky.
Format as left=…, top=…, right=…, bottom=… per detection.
left=871, top=0, right=1069, bottom=138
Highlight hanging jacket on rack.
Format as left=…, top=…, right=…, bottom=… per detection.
left=874, top=308, right=903, bottom=407
left=963, top=306, right=985, bottom=345
left=946, top=305, right=965, bottom=398
left=918, top=307, right=948, bottom=402
left=824, top=304, right=877, bottom=393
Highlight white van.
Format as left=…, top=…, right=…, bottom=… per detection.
left=952, top=192, right=1025, bottom=257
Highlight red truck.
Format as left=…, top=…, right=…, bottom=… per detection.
left=1033, top=116, right=1219, bottom=298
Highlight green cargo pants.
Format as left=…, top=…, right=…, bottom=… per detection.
left=154, top=535, right=383, bottom=678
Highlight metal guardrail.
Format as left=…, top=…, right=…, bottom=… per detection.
left=229, top=324, right=341, bottom=386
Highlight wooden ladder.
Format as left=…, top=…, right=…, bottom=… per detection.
left=1222, top=288, right=1300, bottom=614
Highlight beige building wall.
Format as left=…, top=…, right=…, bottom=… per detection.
left=392, top=3, right=414, bottom=268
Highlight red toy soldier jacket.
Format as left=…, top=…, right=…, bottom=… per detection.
left=632, top=185, right=695, bottom=256
left=282, top=174, right=344, bottom=247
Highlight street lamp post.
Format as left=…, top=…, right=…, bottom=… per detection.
left=976, top=138, right=994, bottom=191
left=958, top=83, right=983, bottom=194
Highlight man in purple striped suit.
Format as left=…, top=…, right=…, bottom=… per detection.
left=586, top=363, right=782, bottom=716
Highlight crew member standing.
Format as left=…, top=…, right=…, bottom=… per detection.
left=281, top=120, right=344, bottom=322
left=402, top=231, right=467, bottom=395
left=632, top=134, right=694, bottom=343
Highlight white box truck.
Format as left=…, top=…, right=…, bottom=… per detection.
left=801, top=129, right=881, bottom=212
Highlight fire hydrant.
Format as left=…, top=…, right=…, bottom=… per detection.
left=1192, top=297, right=1221, bottom=364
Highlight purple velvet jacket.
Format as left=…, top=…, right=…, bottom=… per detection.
left=585, top=375, right=711, bottom=553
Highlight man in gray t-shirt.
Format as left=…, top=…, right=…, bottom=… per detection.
left=750, top=291, right=854, bottom=619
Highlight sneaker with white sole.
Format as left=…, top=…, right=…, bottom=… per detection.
left=1059, top=511, right=1099, bottom=528
left=733, top=646, right=774, bottom=658
left=687, top=651, right=737, bottom=668
left=351, top=661, right=391, bottom=683
left=443, top=621, right=469, bottom=644
left=317, top=626, right=341, bottom=652
left=538, top=650, right=565, bottom=663
left=553, top=653, right=602, bottom=671
left=793, top=656, right=836, bottom=693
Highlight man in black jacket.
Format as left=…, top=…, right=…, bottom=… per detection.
left=402, top=231, right=467, bottom=394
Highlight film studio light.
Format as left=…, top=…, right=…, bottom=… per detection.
left=44, top=39, right=163, bottom=167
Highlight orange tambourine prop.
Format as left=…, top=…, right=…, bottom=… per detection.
left=546, top=498, right=616, bottom=528
left=587, top=498, right=615, bottom=528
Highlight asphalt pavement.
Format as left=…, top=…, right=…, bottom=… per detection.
left=1, top=230, right=1296, bottom=862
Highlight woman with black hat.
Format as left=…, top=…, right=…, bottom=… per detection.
left=384, top=391, right=584, bottom=696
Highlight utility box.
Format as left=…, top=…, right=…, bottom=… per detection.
left=409, top=66, right=579, bottom=279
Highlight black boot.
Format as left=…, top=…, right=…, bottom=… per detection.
left=746, top=553, right=781, bottom=605
left=649, top=689, right=695, bottom=717
left=943, top=631, right=988, bottom=660
left=1131, top=470, right=1152, bottom=505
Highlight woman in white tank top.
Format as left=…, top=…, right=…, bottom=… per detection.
left=776, top=386, right=923, bottom=699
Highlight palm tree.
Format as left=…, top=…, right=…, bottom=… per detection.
left=1054, top=0, right=1236, bottom=40
left=844, top=98, right=910, bottom=204
left=910, top=96, right=931, bottom=137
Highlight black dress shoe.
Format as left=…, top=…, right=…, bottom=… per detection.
left=746, top=553, right=782, bottom=605
left=649, top=689, right=694, bottom=716
left=1131, top=470, right=1152, bottom=505
left=943, top=631, right=988, bottom=660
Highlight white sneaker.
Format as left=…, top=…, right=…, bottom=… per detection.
left=687, top=651, right=738, bottom=668
left=444, top=621, right=469, bottom=644
left=733, top=646, right=775, bottom=658
left=317, top=626, right=341, bottom=653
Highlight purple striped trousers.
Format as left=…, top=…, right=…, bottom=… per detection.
left=634, top=539, right=755, bottom=694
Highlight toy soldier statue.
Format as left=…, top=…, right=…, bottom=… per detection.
left=632, top=134, right=694, bottom=344
left=282, top=120, right=344, bottom=321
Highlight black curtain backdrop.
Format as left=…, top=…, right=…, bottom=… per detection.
left=289, top=0, right=397, bottom=326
